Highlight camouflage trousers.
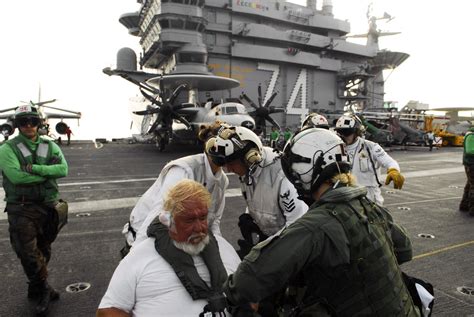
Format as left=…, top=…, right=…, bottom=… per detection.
left=6, top=203, right=58, bottom=285
left=460, top=165, right=474, bottom=213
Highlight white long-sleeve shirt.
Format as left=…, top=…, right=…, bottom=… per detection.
left=128, top=153, right=228, bottom=246
left=346, top=137, right=400, bottom=205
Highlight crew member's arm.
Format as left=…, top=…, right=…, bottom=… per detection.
left=224, top=222, right=325, bottom=305
left=278, top=177, right=308, bottom=226
left=97, top=255, right=136, bottom=317
left=30, top=142, right=68, bottom=178
left=209, top=175, right=229, bottom=236
left=369, top=142, right=404, bottom=189
left=96, top=307, right=131, bottom=317
left=0, top=144, right=46, bottom=184
left=378, top=206, right=412, bottom=264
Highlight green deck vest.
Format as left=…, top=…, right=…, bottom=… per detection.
left=302, top=196, right=419, bottom=316
left=463, top=132, right=474, bottom=165
left=2, top=137, right=58, bottom=203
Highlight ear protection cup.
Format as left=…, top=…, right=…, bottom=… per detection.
left=244, top=148, right=262, bottom=166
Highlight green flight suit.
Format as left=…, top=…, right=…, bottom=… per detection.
left=461, top=131, right=474, bottom=213
left=224, top=185, right=419, bottom=317
left=0, top=132, right=68, bottom=286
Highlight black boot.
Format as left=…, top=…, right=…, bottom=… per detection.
left=28, top=282, right=41, bottom=300
left=35, top=281, right=59, bottom=316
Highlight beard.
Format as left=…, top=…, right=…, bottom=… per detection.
left=173, top=234, right=210, bottom=256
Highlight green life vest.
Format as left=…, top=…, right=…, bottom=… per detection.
left=2, top=137, right=58, bottom=203
left=147, top=219, right=228, bottom=301
left=463, top=132, right=474, bottom=165
left=301, top=190, right=419, bottom=316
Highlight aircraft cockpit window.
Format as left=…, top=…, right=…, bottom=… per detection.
left=177, top=52, right=206, bottom=64
left=223, top=106, right=238, bottom=114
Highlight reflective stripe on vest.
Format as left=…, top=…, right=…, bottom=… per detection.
left=3, top=137, right=58, bottom=203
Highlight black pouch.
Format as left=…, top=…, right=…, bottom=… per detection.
left=54, top=199, right=68, bottom=232
left=402, top=272, right=434, bottom=316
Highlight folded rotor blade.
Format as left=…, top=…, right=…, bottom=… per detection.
left=257, top=84, right=263, bottom=108
left=168, top=84, right=187, bottom=105
left=240, top=93, right=259, bottom=110
left=265, top=115, right=281, bottom=130
left=263, top=92, right=278, bottom=108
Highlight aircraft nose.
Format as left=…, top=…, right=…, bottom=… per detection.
left=241, top=121, right=254, bottom=130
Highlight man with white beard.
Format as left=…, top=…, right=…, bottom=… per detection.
left=97, top=179, right=241, bottom=317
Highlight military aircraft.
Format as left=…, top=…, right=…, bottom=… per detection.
left=0, top=97, right=81, bottom=140
left=103, top=66, right=257, bottom=151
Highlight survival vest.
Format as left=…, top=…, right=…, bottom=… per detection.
left=463, top=131, right=474, bottom=165
left=2, top=137, right=58, bottom=203
left=299, top=190, right=419, bottom=316
left=147, top=220, right=228, bottom=301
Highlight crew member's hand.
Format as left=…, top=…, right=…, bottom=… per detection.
left=22, top=164, right=33, bottom=173
left=48, top=155, right=61, bottom=165
left=385, top=168, right=405, bottom=189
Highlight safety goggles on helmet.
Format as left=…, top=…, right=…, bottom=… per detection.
left=16, top=116, right=41, bottom=127
left=336, top=128, right=356, bottom=137
left=281, top=128, right=351, bottom=199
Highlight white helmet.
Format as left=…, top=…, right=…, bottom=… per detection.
left=208, top=126, right=263, bottom=167
left=334, top=114, right=364, bottom=136
left=301, top=113, right=329, bottom=130
left=281, top=128, right=351, bottom=198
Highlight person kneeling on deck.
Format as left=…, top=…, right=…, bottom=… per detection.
left=97, top=179, right=241, bottom=317
left=121, top=121, right=229, bottom=257
left=224, top=128, right=419, bottom=317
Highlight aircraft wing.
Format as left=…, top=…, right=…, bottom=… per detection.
left=429, top=107, right=474, bottom=112
left=174, top=107, right=201, bottom=122
left=44, top=112, right=82, bottom=119
left=0, top=114, right=14, bottom=120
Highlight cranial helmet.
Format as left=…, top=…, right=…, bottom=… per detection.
left=207, top=126, right=263, bottom=167
left=334, top=114, right=364, bottom=136
left=301, top=113, right=329, bottom=130
left=14, top=105, right=40, bottom=118
left=281, top=128, right=351, bottom=198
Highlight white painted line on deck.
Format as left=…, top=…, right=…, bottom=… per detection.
left=0, top=188, right=243, bottom=220
left=0, top=167, right=465, bottom=221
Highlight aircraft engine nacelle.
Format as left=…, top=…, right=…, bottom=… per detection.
left=0, top=122, right=15, bottom=137
left=55, top=122, right=68, bottom=135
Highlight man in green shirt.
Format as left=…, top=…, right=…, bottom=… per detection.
left=460, top=127, right=474, bottom=215
left=0, top=105, right=68, bottom=315
left=269, top=126, right=280, bottom=150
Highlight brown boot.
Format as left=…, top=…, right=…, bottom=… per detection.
left=35, top=281, right=59, bottom=316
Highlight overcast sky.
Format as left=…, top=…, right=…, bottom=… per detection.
left=0, top=0, right=472, bottom=140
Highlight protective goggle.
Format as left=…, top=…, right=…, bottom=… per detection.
left=336, top=128, right=356, bottom=137
left=16, top=116, right=41, bottom=127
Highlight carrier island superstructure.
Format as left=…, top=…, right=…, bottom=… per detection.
left=113, top=0, right=409, bottom=128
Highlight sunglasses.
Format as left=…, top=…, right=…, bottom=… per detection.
left=16, top=117, right=41, bottom=127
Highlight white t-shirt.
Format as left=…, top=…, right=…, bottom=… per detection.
left=99, top=235, right=241, bottom=317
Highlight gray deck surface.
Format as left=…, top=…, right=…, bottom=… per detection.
left=0, top=141, right=473, bottom=316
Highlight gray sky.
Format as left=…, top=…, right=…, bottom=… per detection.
left=0, top=0, right=472, bottom=140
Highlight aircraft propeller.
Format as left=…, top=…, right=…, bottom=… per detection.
left=240, top=84, right=284, bottom=132
left=134, top=83, right=192, bottom=135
